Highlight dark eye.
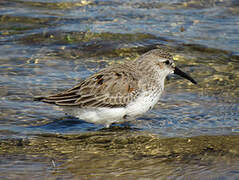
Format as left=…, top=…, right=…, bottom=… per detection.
left=164, top=60, right=170, bottom=65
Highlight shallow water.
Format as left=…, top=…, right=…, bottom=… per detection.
left=1, top=0, right=239, bottom=179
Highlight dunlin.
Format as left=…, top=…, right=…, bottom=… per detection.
left=35, top=49, right=197, bottom=127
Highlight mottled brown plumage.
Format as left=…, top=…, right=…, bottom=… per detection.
left=36, top=62, right=141, bottom=108
left=35, top=49, right=196, bottom=126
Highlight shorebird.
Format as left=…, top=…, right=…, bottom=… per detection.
left=35, top=49, right=197, bottom=127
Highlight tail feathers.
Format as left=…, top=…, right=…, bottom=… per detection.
left=34, top=93, right=80, bottom=105
left=34, top=96, right=45, bottom=101
left=34, top=96, right=58, bottom=104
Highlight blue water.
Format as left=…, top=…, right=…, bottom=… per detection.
left=1, top=0, right=239, bottom=179
left=1, top=0, right=239, bottom=137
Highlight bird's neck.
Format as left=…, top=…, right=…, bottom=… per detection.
left=134, top=61, right=166, bottom=92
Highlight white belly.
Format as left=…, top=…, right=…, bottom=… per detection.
left=60, top=106, right=125, bottom=126
left=126, top=91, right=161, bottom=117
left=60, top=91, right=162, bottom=127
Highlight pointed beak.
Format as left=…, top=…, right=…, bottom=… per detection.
left=174, top=67, right=197, bottom=84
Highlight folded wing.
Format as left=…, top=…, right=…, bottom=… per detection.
left=35, top=63, right=141, bottom=108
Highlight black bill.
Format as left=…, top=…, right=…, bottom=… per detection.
left=174, top=67, right=197, bottom=84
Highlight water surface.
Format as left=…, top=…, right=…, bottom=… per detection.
left=1, top=0, right=239, bottom=179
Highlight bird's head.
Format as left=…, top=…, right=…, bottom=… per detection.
left=137, top=49, right=197, bottom=84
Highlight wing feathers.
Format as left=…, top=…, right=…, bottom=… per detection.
left=36, top=63, right=141, bottom=108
